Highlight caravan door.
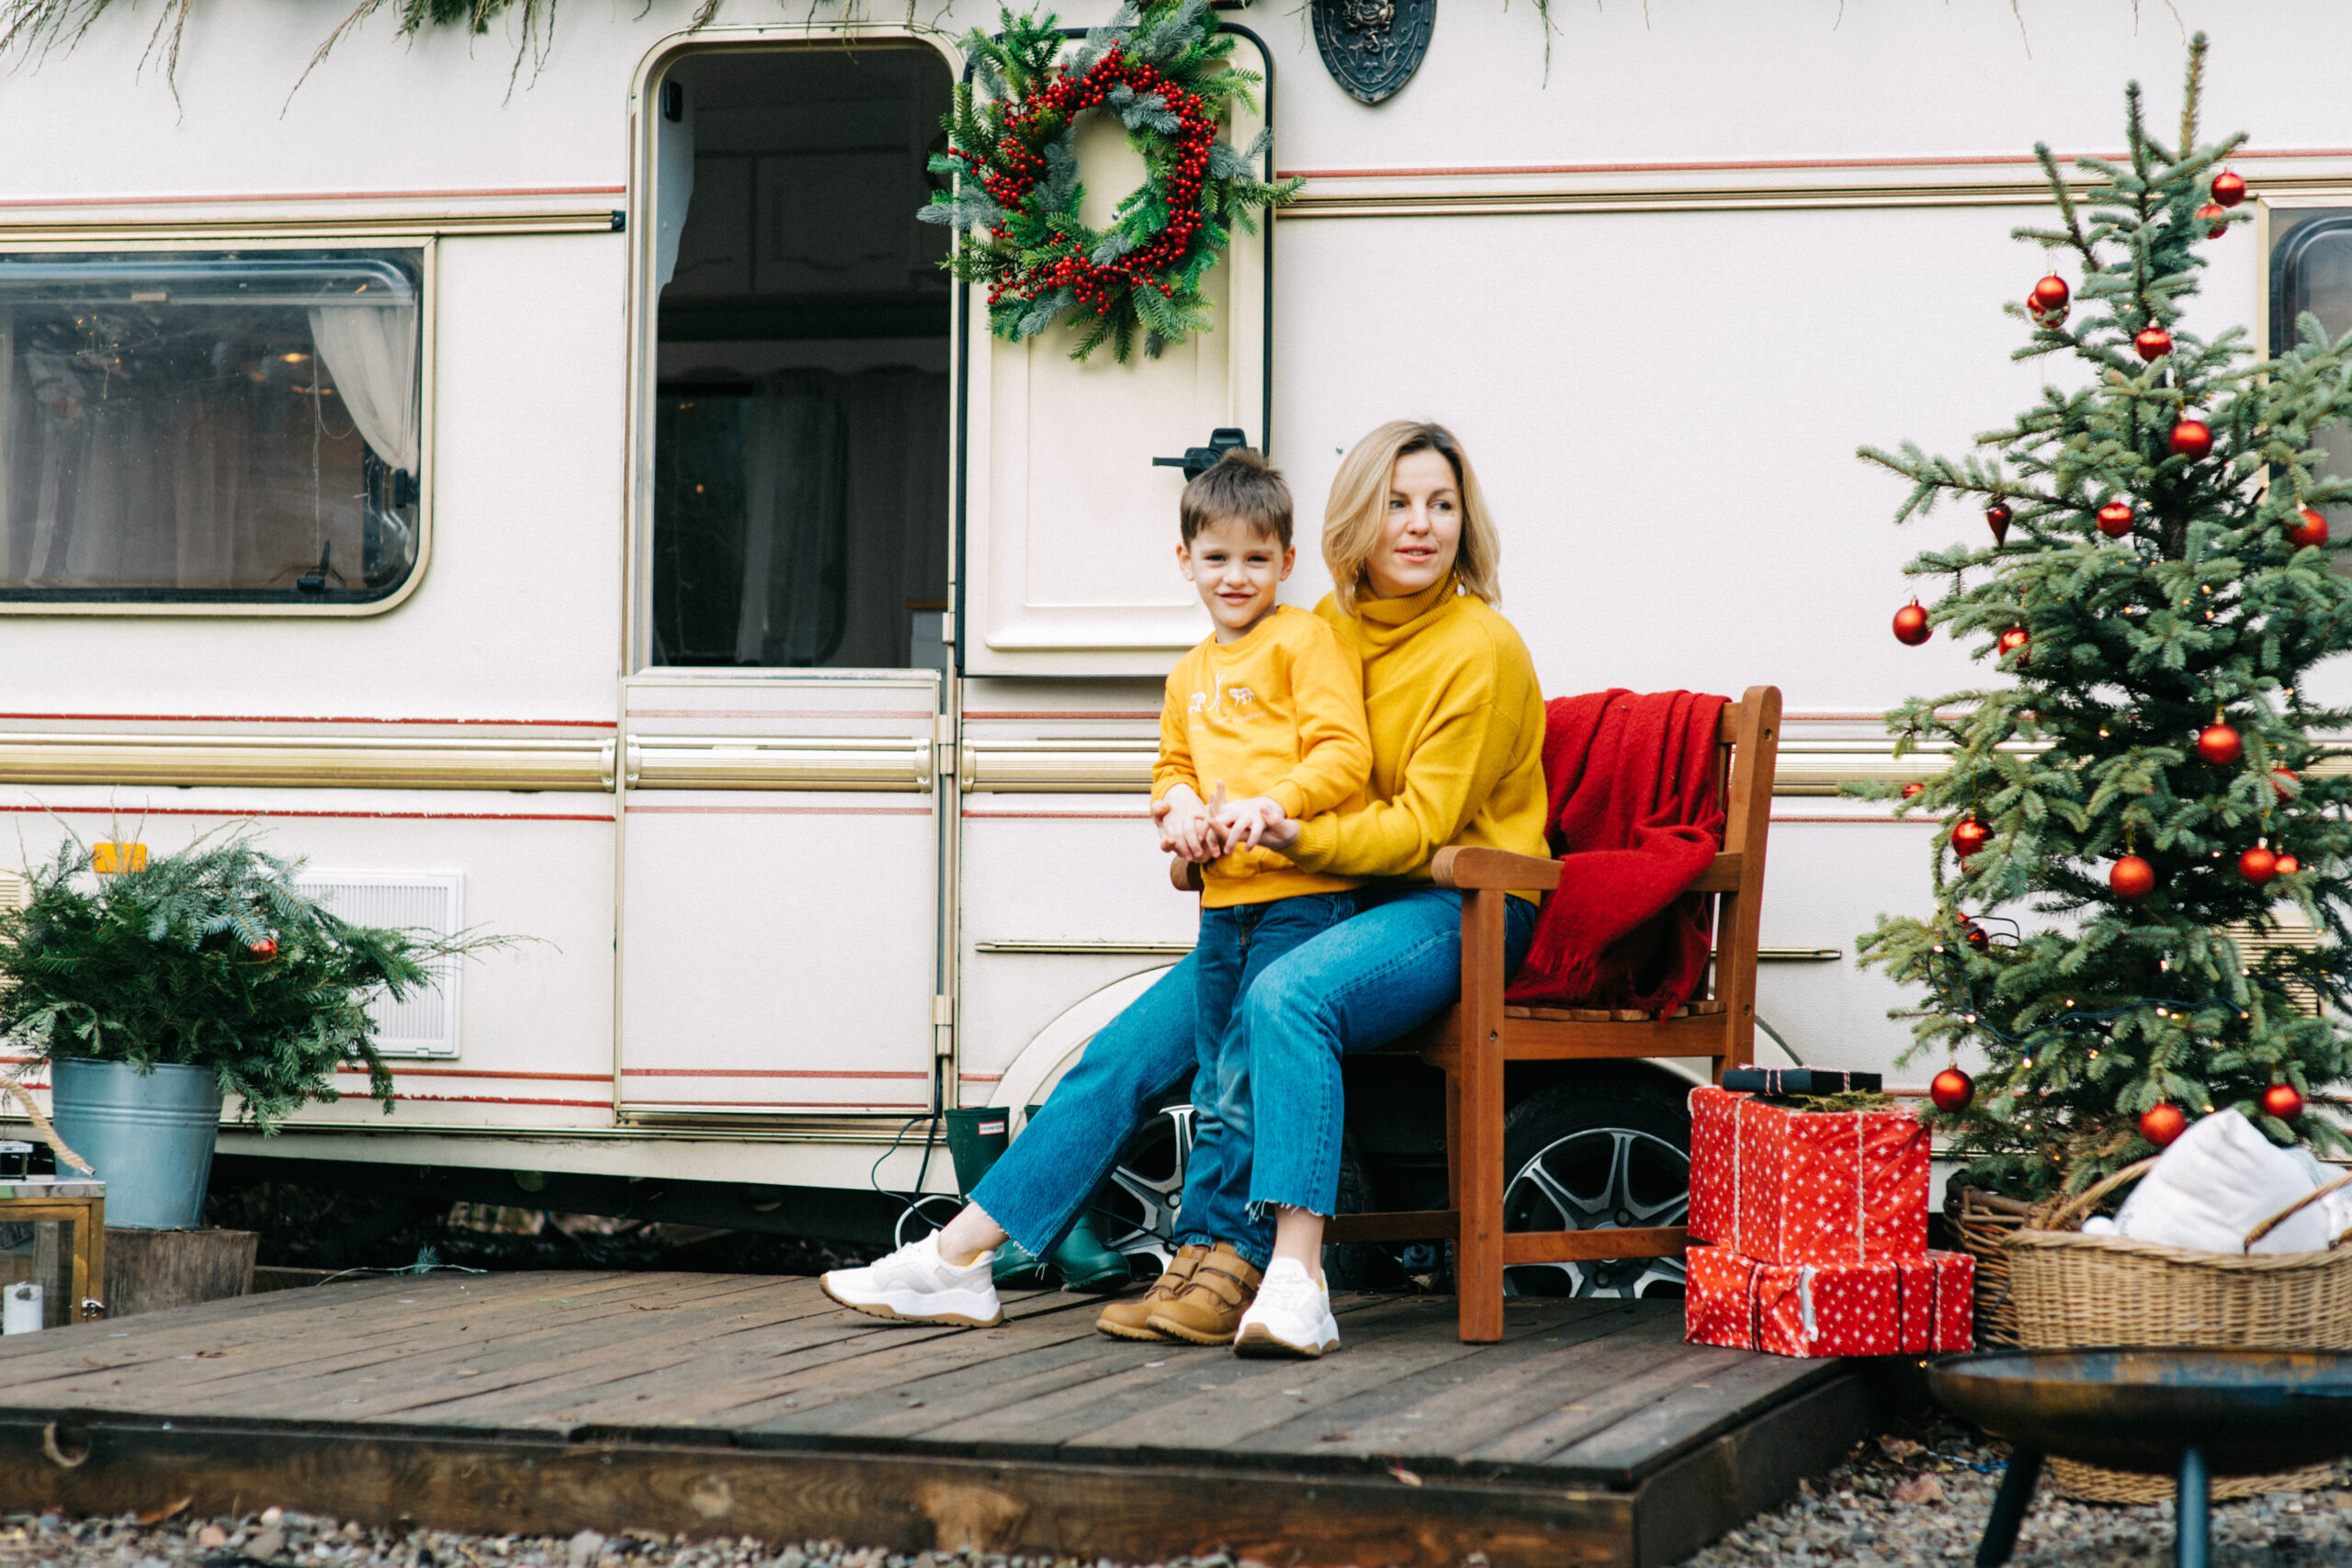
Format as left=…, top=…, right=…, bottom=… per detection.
left=617, top=40, right=958, bottom=1121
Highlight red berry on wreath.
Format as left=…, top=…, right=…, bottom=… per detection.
left=2199, top=201, right=2230, bottom=238
left=2288, top=507, right=2329, bottom=547
left=2239, top=844, right=2278, bottom=885
left=2097, top=501, right=2135, bottom=538
left=1952, top=818, right=1993, bottom=859
left=2260, top=1082, right=2304, bottom=1122
left=1893, top=600, right=1932, bottom=646
left=2134, top=325, right=2173, bottom=362
left=1930, top=1066, right=1975, bottom=1114
left=2028, top=273, right=2070, bottom=322
left=2109, top=854, right=2156, bottom=900
left=1986, top=502, right=2013, bottom=545
left=2170, top=418, right=2214, bottom=461
left=2140, top=1101, right=2188, bottom=1148
left=2211, top=169, right=2247, bottom=208
left=2195, top=722, right=2243, bottom=766
left=2275, top=853, right=2301, bottom=875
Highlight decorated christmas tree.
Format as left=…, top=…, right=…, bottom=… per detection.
left=1856, top=35, right=2352, bottom=1198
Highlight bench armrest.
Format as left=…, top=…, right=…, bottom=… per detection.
left=1430, top=846, right=1563, bottom=892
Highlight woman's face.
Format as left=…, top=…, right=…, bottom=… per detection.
left=1363, top=446, right=1463, bottom=600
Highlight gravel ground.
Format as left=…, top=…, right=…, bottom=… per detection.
left=1681, top=1417, right=2352, bottom=1566
left=4, top=1427, right=2350, bottom=1568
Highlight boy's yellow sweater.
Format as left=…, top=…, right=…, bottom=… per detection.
left=1153, top=604, right=1373, bottom=908
left=1283, top=577, right=1550, bottom=902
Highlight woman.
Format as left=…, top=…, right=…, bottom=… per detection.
left=821, top=422, right=1550, bottom=1357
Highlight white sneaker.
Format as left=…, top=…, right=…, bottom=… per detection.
left=1231, top=1257, right=1340, bottom=1357
left=820, top=1232, right=1002, bottom=1327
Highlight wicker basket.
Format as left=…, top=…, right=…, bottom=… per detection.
left=2001, top=1158, right=2352, bottom=1504
left=1951, top=1185, right=2036, bottom=1348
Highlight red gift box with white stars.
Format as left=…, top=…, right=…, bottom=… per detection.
left=1684, top=1243, right=1973, bottom=1357
left=1687, top=1084, right=1930, bottom=1265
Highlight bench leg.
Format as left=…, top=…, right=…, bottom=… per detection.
left=1453, top=889, right=1508, bottom=1343
left=2176, top=1449, right=2209, bottom=1568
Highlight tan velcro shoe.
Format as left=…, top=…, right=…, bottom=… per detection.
left=1144, top=1243, right=1263, bottom=1345
left=1095, top=1243, right=1209, bottom=1341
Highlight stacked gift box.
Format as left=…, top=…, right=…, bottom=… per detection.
left=1684, top=1068, right=1973, bottom=1358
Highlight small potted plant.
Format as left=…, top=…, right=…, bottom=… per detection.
left=0, top=825, right=514, bottom=1228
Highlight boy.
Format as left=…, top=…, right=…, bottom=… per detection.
left=1093, top=448, right=1373, bottom=1348
left=819, top=451, right=1367, bottom=1347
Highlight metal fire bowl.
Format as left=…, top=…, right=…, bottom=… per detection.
left=1928, top=1348, right=2352, bottom=1477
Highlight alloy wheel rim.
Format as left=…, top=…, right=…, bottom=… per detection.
left=1501, top=1125, right=1689, bottom=1299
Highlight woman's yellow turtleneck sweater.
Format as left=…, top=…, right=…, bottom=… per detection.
left=1282, top=575, right=1550, bottom=899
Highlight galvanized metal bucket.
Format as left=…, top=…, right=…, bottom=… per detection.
left=48, top=1058, right=223, bottom=1229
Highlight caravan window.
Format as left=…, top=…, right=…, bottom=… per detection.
left=649, top=48, right=953, bottom=668
left=0, top=247, right=425, bottom=607
left=2272, top=211, right=2352, bottom=553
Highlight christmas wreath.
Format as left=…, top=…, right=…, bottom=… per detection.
left=921, top=0, right=1301, bottom=362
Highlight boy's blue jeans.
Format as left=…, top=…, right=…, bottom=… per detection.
left=1184, top=891, right=1359, bottom=1267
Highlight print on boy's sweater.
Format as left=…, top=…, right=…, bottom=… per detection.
left=1154, top=604, right=1373, bottom=908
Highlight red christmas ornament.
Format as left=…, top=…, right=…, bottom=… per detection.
left=2274, top=767, right=2301, bottom=793
left=2134, top=325, right=2173, bottom=362
left=2275, top=853, right=2301, bottom=876
left=1986, top=502, right=2013, bottom=545
left=1951, top=818, right=1993, bottom=860
left=2109, top=854, right=2156, bottom=900
left=1997, top=626, right=2030, bottom=665
left=248, top=937, right=277, bottom=959
left=2261, top=1082, right=2305, bottom=1122
left=2198, top=201, right=2230, bottom=238
left=2140, top=1101, right=2188, bottom=1149
left=1962, top=919, right=1991, bottom=952
left=2169, top=418, right=2214, bottom=461
left=1930, top=1066, right=1976, bottom=1113
left=2097, top=501, right=2135, bottom=538
left=2028, top=273, right=2071, bottom=322
left=2239, top=844, right=2279, bottom=885
left=2195, top=723, right=2244, bottom=766
left=2211, top=169, right=2247, bottom=208
left=1901, top=782, right=1926, bottom=799
left=1893, top=600, right=1932, bottom=646
left=2289, top=507, right=2329, bottom=547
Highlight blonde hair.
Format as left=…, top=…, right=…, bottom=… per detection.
left=1321, top=421, right=1500, bottom=615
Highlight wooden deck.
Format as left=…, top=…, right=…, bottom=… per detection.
left=0, top=1271, right=1884, bottom=1568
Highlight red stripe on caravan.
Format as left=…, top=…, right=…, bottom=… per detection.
left=620, top=1099, right=930, bottom=1109
left=961, top=711, right=1160, bottom=721
left=625, top=805, right=931, bottom=817
left=625, top=709, right=934, bottom=721
left=385, top=1093, right=615, bottom=1109
left=0, top=186, right=628, bottom=209
left=962, top=809, right=1151, bottom=819
left=622, top=1069, right=928, bottom=1079
left=0, top=805, right=613, bottom=823
left=1274, top=147, right=2346, bottom=180
left=334, top=1066, right=613, bottom=1083
left=0, top=713, right=614, bottom=727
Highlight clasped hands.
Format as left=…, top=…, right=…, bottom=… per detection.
left=1155, top=782, right=1299, bottom=863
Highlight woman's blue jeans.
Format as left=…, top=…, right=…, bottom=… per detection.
left=1246, top=888, right=1539, bottom=1219
left=968, top=885, right=1534, bottom=1263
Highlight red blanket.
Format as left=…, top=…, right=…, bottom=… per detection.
left=1503, top=689, right=1729, bottom=1014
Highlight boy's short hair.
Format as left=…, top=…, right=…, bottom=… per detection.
left=1180, top=447, right=1293, bottom=549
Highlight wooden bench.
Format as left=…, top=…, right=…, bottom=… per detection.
left=1315, top=685, right=1781, bottom=1341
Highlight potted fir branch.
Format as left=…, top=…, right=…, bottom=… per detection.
left=0, top=828, right=514, bottom=1228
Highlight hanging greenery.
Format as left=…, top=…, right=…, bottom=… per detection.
left=920, top=0, right=1300, bottom=362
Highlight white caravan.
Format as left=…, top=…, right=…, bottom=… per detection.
left=3, top=0, right=2347, bottom=1292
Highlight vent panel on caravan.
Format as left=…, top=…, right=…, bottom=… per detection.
left=296, top=872, right=464, bottom=1058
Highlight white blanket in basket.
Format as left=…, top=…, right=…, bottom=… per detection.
left=2097, top=1110, right=2352, bottom=1255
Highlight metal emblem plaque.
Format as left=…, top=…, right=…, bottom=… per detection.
left=1310, top=0, right=1435, bottom=106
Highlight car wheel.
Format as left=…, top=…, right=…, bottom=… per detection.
left=1498, top=1077, right=1690, bottom=1300
left=1086, top=1095, right=1195, bottom=1276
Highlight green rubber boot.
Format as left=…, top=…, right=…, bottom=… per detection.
left=991, top=1239, right=1052, bottom=1290
left=1048, top=1208, right=1135, bottom=1292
